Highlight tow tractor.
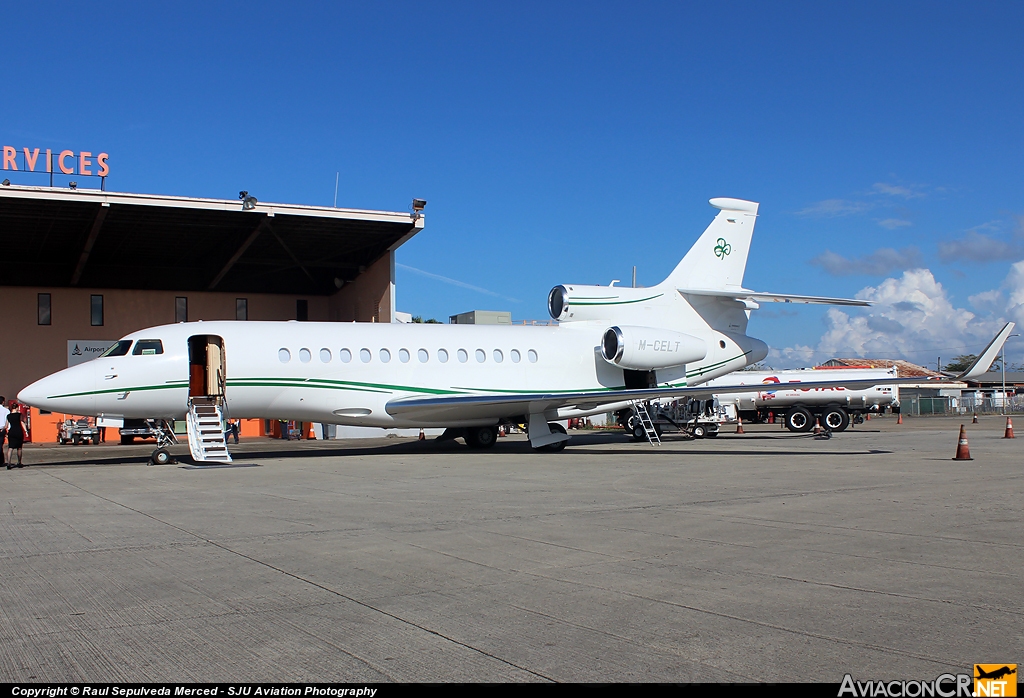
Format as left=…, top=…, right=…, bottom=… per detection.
left=618, top=398, right=726, bottom=441
left=58, top=417, right=100, bottom=445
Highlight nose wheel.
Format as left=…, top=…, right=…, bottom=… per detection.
left=148, top=420, right=179, bottom=465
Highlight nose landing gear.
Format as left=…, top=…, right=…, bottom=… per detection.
left=148, top=420, right=179, bottom=465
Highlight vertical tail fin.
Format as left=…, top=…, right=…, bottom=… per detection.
left=660, top=198, right=759, bottom=291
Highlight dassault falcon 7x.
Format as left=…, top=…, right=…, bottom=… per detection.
left=19, top=198, right=922, bottom=461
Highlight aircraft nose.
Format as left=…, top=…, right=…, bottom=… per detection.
left=18, top=366, right=96, bottom=414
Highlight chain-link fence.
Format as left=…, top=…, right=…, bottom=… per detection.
left=902, top=395, right=1024, bottom=416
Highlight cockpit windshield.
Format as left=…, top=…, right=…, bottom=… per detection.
left=98, top=340, right=133, bottom=357
left=132, top=340, right=164, bottom=355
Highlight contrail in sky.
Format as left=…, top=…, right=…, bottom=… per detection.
left=397, top=263, right=521, bottom=303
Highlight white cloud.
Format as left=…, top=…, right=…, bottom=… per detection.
left=969, top=289, right=1003, bottom=313
left=937, top=231, right=1022, bottom=263
left=773, top=269, right=1002, bottom=366
left=878, top=218, right=912, bottom=229
left=795, top=199, right=872, bottom=217
left=871, top=182, right=926, bottom=199
left=810, top=247, right=920, bottom=276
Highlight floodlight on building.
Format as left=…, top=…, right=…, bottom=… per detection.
left=412, top=198, right=427, bottom=212
left=239, top=190, right=258, bottom=210
left=1, top=179, right=9, bottom=186
left=69, top=182, right=77, bottom=190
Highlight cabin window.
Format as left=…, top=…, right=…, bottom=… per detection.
left=511, top=349, right=521, bottom=363
left=457, top=349, right=468, bottom=363
left=475, top=349, right=486, bottom=363
left=418, top=348, right=429, bottom=363
left=320, top=348, right=332, bottom=363
left=236, top=298, right=248, bottom=321
left=528, top=350, right=538, bottom=363
left=132, top=340, right=164, bottom=355
left=91, top=294, right=104, bottom=326
left=380, top=348, right=391, bottom=363
left=278, top=348, right=291, bottom=363
left=360, top=348, right=371, bottom=363
left=100, top=340, right=133, bottom=357
left=175, top=297, right=187, bottom=323
left=340, top=348, right=352, bottom=363
left=299, top=348, right=311, bottom=363
left=399, top=348, right=410, bottom=363
left=437, top=349, right=449, bottom=363
left=719, top=340, right=726, bottom=349
left=493, top=349, right=503, bottom=363
left=38, top=293, right=51, bottom=325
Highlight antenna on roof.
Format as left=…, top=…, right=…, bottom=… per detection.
left=333, top=172, right=339, bottom=208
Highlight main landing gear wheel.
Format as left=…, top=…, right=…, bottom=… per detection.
left=533, top=423, right=568, bottom=452
left=151, top=448, right=172, bottom=465
left=465, top=426, right=498, bottom=449
left=632, top=422, right=647, bottom=441
left=786, top=406, right=814, bottom=432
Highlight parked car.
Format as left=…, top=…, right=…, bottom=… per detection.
left=58, top=418, right=99, bottom=445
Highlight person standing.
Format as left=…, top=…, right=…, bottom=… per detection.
left=6, top=402, right=26, bottom=469
left=0, top=397, right=8, bottom=468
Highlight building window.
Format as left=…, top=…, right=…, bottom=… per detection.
left=296, top=299, right=308, bottom=322
left=175, top=297, right=187, bottom=323
left=90, top=295, right=103, bottom=326
left=236, top=298, right=248, bottom=321
left=38, top=293, right=51, bottom=325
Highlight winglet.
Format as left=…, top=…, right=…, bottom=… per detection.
left=957, top=322, right=1016, bottom=381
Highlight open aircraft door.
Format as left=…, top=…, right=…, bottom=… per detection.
left=185, top=335, right=232, bottom=463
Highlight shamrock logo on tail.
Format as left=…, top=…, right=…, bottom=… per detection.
left=714, top=237, right=732, bottom=260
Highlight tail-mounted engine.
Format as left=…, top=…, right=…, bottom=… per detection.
left=548, top=284, right=669, bottom=323
left=601, top=325, right=706, bottom=371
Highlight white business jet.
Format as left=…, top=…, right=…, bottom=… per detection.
left=20, top=198, right=915, bottom=463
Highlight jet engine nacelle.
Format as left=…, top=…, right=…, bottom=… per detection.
left=601, top=325, right=707, bottom=371
left=548, top=284, right=668, bottom=323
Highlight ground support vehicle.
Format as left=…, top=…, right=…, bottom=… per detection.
left=708, top=368, right=899, bottom=432
left=618, top=399, right=724, bottom=440
left=58, top=418, right=99, bottom=445
left=119, top=419, right=164, bottom=444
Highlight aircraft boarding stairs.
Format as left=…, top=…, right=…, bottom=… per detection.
left=186, top=398, right=232, bottom=463
left=631, top=400, right=661, bottom=446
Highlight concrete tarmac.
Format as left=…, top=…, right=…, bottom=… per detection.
left=0, top=415, right=1020, bottom=682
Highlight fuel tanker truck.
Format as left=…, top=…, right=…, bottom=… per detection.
left=704, top=367, right=899, bottom=432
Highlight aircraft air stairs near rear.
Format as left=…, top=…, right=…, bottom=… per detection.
left=18, top=197, right=961, bottom=462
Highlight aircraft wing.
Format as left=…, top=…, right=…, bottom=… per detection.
left=957, top=321, right=1016, bottom=381
left=385, top=375, right=935, bottom=422
left=679, top=287, right=871, bottom=306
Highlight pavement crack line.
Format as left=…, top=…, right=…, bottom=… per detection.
left=514, top=566, right=966, bottom=671
left=41, top=470, right=555, bottom=682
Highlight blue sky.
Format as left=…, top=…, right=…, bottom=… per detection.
left=4, top=1, right=1024, bottom=368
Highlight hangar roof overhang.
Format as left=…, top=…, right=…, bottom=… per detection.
left=0, top=186, right=424, bottom=295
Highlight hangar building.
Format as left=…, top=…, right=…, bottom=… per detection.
left=0, top=184, right=424, bottom=412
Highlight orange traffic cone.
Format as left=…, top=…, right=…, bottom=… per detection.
left=768, top=411, right=775, bottom=424
left=896, top=412, right=903, bottom=425
left=973, top=413, right=978, bottom=424
left=812, top=417, right=823, bottom=434
left=1004, top=417, right=1015, bottom=439
left=865, top=413, right=871, bottom=421
left=952, top=424, right=973, bottom=460
left=418, top=428, right=425, bottom=441
left=735, top=416, right=745, bottom=434
left=498, top=425, right=506, bottom=437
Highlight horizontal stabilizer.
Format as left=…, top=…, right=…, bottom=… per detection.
left=957, top=321, right=1016, bottom=381
left=679, top=287, right=871, bottom=307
